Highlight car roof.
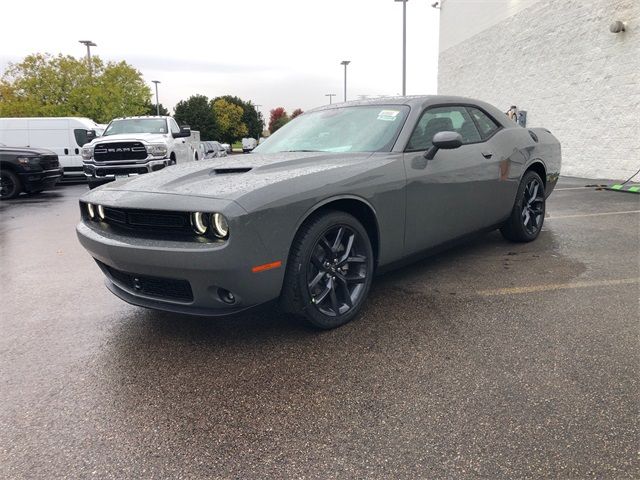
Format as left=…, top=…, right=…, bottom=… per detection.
left=310, top=95, right=497, bottom=111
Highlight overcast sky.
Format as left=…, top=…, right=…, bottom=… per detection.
left=0, top=0, right=440, bottom=116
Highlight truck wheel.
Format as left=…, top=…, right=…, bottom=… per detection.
left=280, top=210, right=374, bottom=329
left=1, top=170, right=22, bottom=200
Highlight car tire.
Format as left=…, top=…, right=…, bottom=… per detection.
left=500, top=170, right=546, bottom=242
left=280, top=210, right=374, bottom=329
left=0, top=170, right=22, bottom=200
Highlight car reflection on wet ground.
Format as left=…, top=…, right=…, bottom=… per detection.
left=0, top=178, right=638, bottom=478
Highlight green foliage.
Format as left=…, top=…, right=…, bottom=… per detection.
left=212, top=98, right=248, bottom=143
left=0, top=53, right=151, bottom=123
left=291, top=108, right=304, bottom=119
left=144, top=102, right=170, bottom=116
left=174, top=94, right=219, bottom=140
left=214, top=95, right=264, bottom=140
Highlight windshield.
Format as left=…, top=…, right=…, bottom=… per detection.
left=103, top=118, right=168, bottom=136
left=254, top=105, right=409, bottom=154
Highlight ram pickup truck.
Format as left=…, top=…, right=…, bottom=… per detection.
left=81, top=116, right=194, bottom=189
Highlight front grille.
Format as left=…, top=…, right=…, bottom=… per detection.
left=40, top=155, right=59, bottom=170
left=95, top=167, right=147, bottom=176
left=98, top=261, right=193, bottom=302
left=94, top=142, right=147, bottom=162
left=102, top=206, right=191, bottom=233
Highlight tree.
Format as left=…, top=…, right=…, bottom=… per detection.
left=144, top=102, right=170, bottom=116
left=212, top=98, right=248, bottom=143
left=0, top=53, right=151, bottom=123
left=214, top=95, right=264, bottom=139
left=269, top=107, right=290, bottom=133
left=291, top=108, right=304, bottom=119
left=174, top=94, right=219, bottom=140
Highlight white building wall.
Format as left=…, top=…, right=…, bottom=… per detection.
left=438, top=0, right=640, bottom=180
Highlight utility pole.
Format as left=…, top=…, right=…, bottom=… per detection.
left=340, top=60, right=351, bottom=102
left=325, top=93, right=336, bottom=104
left=151, top=80, right=161, bottom=116
left=394, top=0, right=408, bottom=96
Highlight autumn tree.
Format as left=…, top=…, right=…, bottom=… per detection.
left=0, top=53, right=150, bottom=123
left=212, top=98, right=248, bottom=143
left=291, top=108, right=304, bottom=119
left=269, top=107, right=290, bottom=133
left=174, top=95, right=219, bottom=140
left=213, top=95, right=264, bottom=140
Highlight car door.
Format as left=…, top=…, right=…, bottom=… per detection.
left=169, top=118, right=188, bottom=162
left=403, top=105, right=501, bottom=255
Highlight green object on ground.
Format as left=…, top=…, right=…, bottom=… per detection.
left=605, top=184, right=639, bottom=194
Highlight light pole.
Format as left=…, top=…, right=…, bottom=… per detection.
left=340, top=60, right=350, bottom=102
left=79, top=40, right=96, bottom=73
left=151, top=80, right=161, bottom=116
left=394, top=0, right=408, bottom=96
left=325, top=93, right=336, bottom=104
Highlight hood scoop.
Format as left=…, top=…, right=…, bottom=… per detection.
left=213, top=167, right=253, bottom=175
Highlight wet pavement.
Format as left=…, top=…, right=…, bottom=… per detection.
left=1, top=178, right=638, bottom=478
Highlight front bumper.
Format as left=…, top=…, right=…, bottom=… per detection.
left=83, top=158, right=170, bottom=181
left=18, top=167, right=63, bottom=191
left=75, top=205, right=285, bottom=316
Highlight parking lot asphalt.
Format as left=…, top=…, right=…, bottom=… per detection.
left=1, top=177, right=638, bottom=479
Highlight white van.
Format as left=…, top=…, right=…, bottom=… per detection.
left=0, top=117, right=103, bottom=179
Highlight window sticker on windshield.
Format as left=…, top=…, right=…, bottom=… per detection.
left=377, top=110, right=400, bottom=121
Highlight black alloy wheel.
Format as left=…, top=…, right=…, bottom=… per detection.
left=1, top=170, right=21, bottom=200
left=281, top=210, right=374, bottom=329
left=522, top=177, right=544, bottom=236
left=500, top=170, right=546, bottom=242
left=307, top=225, right=368, bottom=317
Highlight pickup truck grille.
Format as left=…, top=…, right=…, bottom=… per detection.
left=94, top=142, right=147, bottom=162
left=40, top=155, right=59, bottom=170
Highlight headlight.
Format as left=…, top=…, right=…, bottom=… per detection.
left=147, top=144, right=168, bottom=157
left=87, top=203, right=95, bottom=219
left=97, top=204, right=105, bottom=220
left=190, top=212, right=208, bottom=234
left=211, top=213, right=229, bottom=238
left=81, top=147, right=93, bottom=160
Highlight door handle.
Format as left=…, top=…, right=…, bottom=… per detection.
left=482, top=151, right=493, bottom=158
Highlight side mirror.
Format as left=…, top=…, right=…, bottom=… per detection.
left=424, top=131, right=463, bottom=160
left=86, top=129, right=97, bottom=142
left=173, top=126, right=191, bottom=138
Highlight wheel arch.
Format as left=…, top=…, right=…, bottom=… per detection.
left=0, top=161, right=18, bottom=173
left=293, top=195, right=381, bottom=267
left=524, top=160, right=547, bottom=187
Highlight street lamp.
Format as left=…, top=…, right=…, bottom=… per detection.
left=79, top=40, right=96, bottom=74
left=151, top=80, right=161, bottom=116
left=394, top=0, right=408, bottom=96
left=340, top=60, right=351, bottom=102
left=325, top=93, right=336, bottom=104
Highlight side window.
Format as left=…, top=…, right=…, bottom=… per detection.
left=169, top=119, right=180, bottom=135
left=406, top=105, right=481, bottom=151
left=468, top=107, right=501, bottom=140
left=74, top=129, right=89, bottom=147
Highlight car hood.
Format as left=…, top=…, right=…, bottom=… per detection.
left=97, top=151, right=375, bottom=202
left=0, top=146, right=57, bottom=156
left=88, top=133, right=170, bottom=145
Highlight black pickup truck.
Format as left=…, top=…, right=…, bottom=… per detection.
left=0, top=145, right=63, bottom=199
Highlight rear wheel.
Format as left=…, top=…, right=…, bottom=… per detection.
left=500, top=170, right=545, bottom=242
left=281, top=211, right=374, bottom=329
left=1, top=170, right=22, bottom=200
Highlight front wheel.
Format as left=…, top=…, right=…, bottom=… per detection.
left=500, top=170, right=546, bottom=242
left=1, top=170, right=22, bottom=200
left=280, top=211, right=374, bottom=329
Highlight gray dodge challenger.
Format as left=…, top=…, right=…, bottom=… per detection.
left=77, top=96, right=561, bottom=329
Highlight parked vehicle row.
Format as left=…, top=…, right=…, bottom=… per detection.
left=200, top=141, right=228, bottom=159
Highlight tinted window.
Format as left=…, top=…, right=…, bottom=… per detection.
left=406, top=106, right=481, bottom=151
left=468, top=107, right=501, bottom=139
